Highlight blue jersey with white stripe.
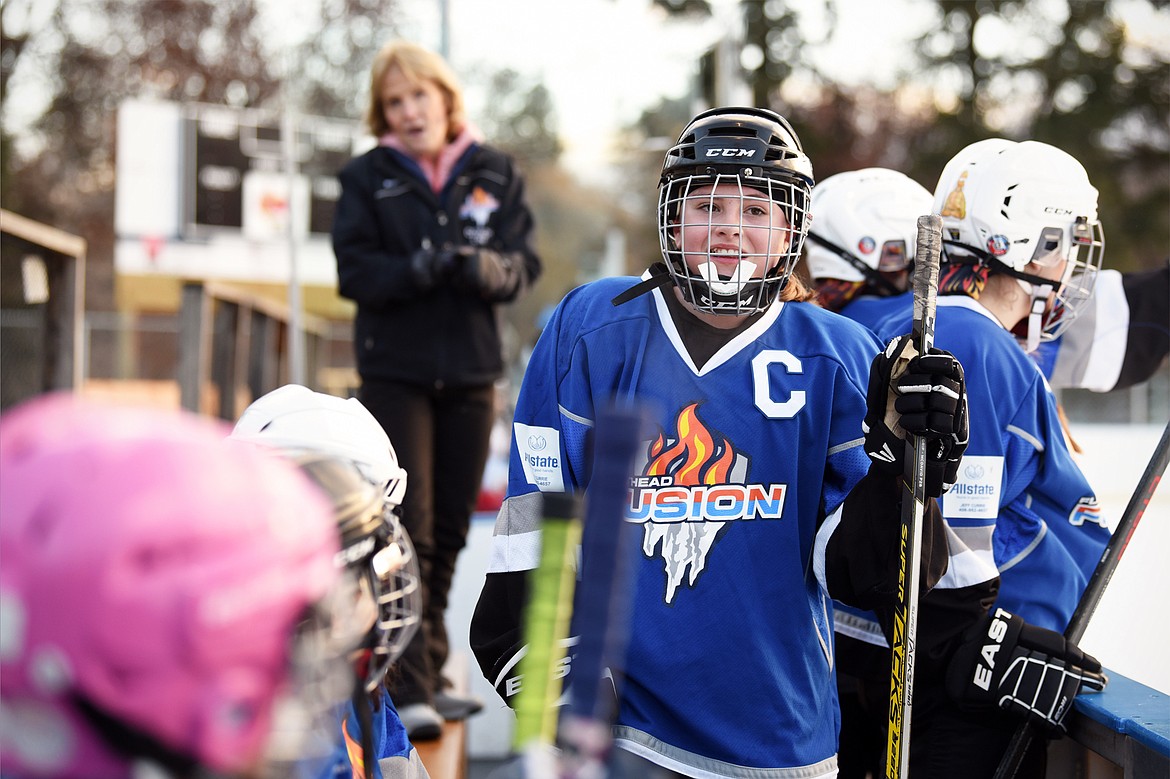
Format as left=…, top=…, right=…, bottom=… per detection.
left=494, top=277, right=883, bottom=776
left=878, top=296, right=1109, bottom=631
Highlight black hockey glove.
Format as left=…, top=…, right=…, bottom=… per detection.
left=410, top=246, right=458, bottom=291
left=946, top=607, right=1108, bottom=735
left=863, top=333, right=969, bottom=498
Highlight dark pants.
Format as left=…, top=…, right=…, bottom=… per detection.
left=360, top=378, right=496, bottom=706
left=835, top=634, right=1049, bottom=779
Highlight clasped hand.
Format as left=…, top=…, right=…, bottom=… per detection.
left=410, top=245, right=490, bottom=292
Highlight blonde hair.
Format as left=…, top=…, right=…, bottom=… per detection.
left=779, top=272, right=816, bottom=303
left=364, top=40, right=466, bottom=140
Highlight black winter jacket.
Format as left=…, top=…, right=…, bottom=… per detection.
left=332, top=143, right=542, bottom=388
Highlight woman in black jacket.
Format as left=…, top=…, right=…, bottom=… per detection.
left=332, top=39, right=542, bottom=740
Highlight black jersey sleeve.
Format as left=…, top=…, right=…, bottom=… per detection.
left=1117, top=262, right=1170, bottom=390
left=823, top=466, right=950, bottom=611
left=824, top=466, right=1000, bottom=666
left=469, top=569, right=528, bottom=706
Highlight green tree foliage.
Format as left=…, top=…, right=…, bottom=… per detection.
left=650, top=0, right=1168, bottom=272
left=913, top=0, right=1168, bottom=270
left=477, top=69, right=562, bottom=167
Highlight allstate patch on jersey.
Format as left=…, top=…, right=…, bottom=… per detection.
left=514, top=422, right=564, bottom=492
left=942, top=455, right=1003, bottom=520
left=1068, top=496, right=1104, bottom=528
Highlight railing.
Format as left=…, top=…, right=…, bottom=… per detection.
left=0, top=209, right=86, bottom=408
left=1051, top=670, right=1169, bottom=778
left=177, top=280, right=329, bottom=419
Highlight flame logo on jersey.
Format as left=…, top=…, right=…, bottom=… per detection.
left=629, top=403, right=787, bottom=604
left=342, top=716, right=365, bottom=778
left=1068, top=496, right=1105, bottom=528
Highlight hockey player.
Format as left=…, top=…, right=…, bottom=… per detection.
left=0, top=395, right=358, bottom=778
left=469, top=106, right=978, bottom=776
left=230, top=384, right=428, bottom=779
left=804, top=167, right=933, bottom=331
left=875, top=139, right=1114, bottom=777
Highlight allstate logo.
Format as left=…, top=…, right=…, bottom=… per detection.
left=964, top=463, right=985, bottom=480
left=528, top=434, right=548, bottom=452
left=986, top=235, right=1010, bottom=256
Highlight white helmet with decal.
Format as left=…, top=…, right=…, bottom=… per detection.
left=806, top=167, right=933, bottom=290
left=933, top=138, right=1104, bottom=350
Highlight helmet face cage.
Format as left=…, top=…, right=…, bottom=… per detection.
left=368, top=508, right=422, bottom=684
left=1041, top=217, right=1105, bottom=341
left=658, top=170, right=809, bottom=316
left=261, top=596, right=369, bottom=778
left=294, top=453, right=421, bottom=694
left=656, top=107, right=813, bottom=316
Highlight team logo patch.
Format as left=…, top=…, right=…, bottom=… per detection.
left=460, top=186, right=499, bottom=245
left=858, top=236, right=876, bottom=255
left=629, top=403, right=786, bottom=604
left=1069, top=496, right=1105, bottom=528
left=986, top=234, right=1010, bottom=256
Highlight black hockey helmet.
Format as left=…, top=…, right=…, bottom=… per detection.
left=656, top=107, right=815, bottom=316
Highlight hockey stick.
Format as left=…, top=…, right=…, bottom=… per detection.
left=511, top=490, right=583, bottom=755
left=993, top=419, right=1170, bottom=779
left=884, top=214, right=942, bottom=779
left=559, top=406, right=645, bottom=778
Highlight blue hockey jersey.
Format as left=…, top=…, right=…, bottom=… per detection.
left=839, top=290, right=911, bottom=335
left=321, top=696, right=429, bottom=779
left=879, top=296, right=1110, bottom=631
left=488, top=276, right=886, bottom=775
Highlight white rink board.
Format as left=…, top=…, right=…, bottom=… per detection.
left=1071, top=423, right=1169, bottom=695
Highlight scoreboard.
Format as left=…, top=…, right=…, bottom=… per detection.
left=187, top=102, right=356, bottom=239
left=114, top=98, right=370, bottom=300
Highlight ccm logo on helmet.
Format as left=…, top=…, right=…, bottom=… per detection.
left=705, top=148, right=757, bottom=158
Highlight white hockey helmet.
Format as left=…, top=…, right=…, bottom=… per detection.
left=934, top=139, right=1104, bottom=349
left=232, top=383, right=407, bottom=507
left=806, top=168, right=933, bottom=290
left=230, top=385, right=420, bottom=690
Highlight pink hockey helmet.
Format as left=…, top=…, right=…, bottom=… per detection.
left=0, top=394, right=343, bottom=778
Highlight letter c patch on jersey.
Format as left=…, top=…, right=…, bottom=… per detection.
left=751, top=349, right=806, bottom=418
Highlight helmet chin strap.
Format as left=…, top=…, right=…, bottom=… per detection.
left=1017, top=278, right=1054, bottom=353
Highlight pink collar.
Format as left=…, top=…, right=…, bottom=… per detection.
left=380, top=125, right=484, bottom=193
